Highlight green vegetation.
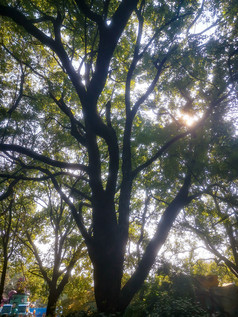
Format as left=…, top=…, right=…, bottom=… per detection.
left=0, top=0, right=237, bottom=315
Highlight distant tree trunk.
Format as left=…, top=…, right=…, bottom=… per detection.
left=0, top=254, right=8, bottom=301
left=45, top=255, right=79, bottom=317
left=0, top=200, right=13, bottom=302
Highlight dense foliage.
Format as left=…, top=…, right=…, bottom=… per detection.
left=0, top=0, right=237, bottom=315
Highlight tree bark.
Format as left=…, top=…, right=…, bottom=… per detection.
left=0, top=254, right=8, bottom=301
left=46, top=286, right=60, bottom=317
left=89, top=194, right=125, bottom=313
left=0, top=200, right=13, bottom=302
left=93, top=247, right=124, bottom=313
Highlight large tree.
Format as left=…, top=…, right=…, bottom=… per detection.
left=0, top=0, right=237, bottom=314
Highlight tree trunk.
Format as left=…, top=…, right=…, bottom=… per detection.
left=93, top=244, right=124, bottom=313
left=46, top=291, right=59, bottom=317
left=0, top=202, right=12, bottom=302
left=46, top=282, right=60, bottom=317
left=88, top=189, right=125, bottom=313
left=0, top=254, right=8, bottom=301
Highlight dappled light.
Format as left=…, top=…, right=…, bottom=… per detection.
left=0, top=0, right=238, bottom=316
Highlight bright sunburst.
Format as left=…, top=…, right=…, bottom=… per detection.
left=177, top=111, right=199, bottom=127
left=182, top=113, right=197, bottom=126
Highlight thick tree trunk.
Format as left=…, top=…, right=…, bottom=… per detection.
left=89, top=189, right=125, bottom=313
left=93, top=250, right=124, bottom=313
left=46, top=278, right=61, bottom=317
left=46, top=289, right=59, bottom=317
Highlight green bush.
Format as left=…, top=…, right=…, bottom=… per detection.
left=125, top=293, right=207, bottom=316
left=65, top=273, right=208, bottom=317
left=124, top=273, right=207, bottom=317
left=149, top=293, right=207, bottom=316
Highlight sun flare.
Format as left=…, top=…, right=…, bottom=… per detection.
left=177, top=111, right=199, bottom=127
left=182, top=114, right=197, bottom=126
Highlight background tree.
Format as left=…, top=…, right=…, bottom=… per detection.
left=60, top=262, right=94, bottom=316
left=0, top=0, right=237, bottom=314
left=0, top=197, right=14, bottom=301
left=0, top=194, right=21, bottom=301
left=19, top=186, right=85, bottom=316
left=181, top=190, right=238, bottom=279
